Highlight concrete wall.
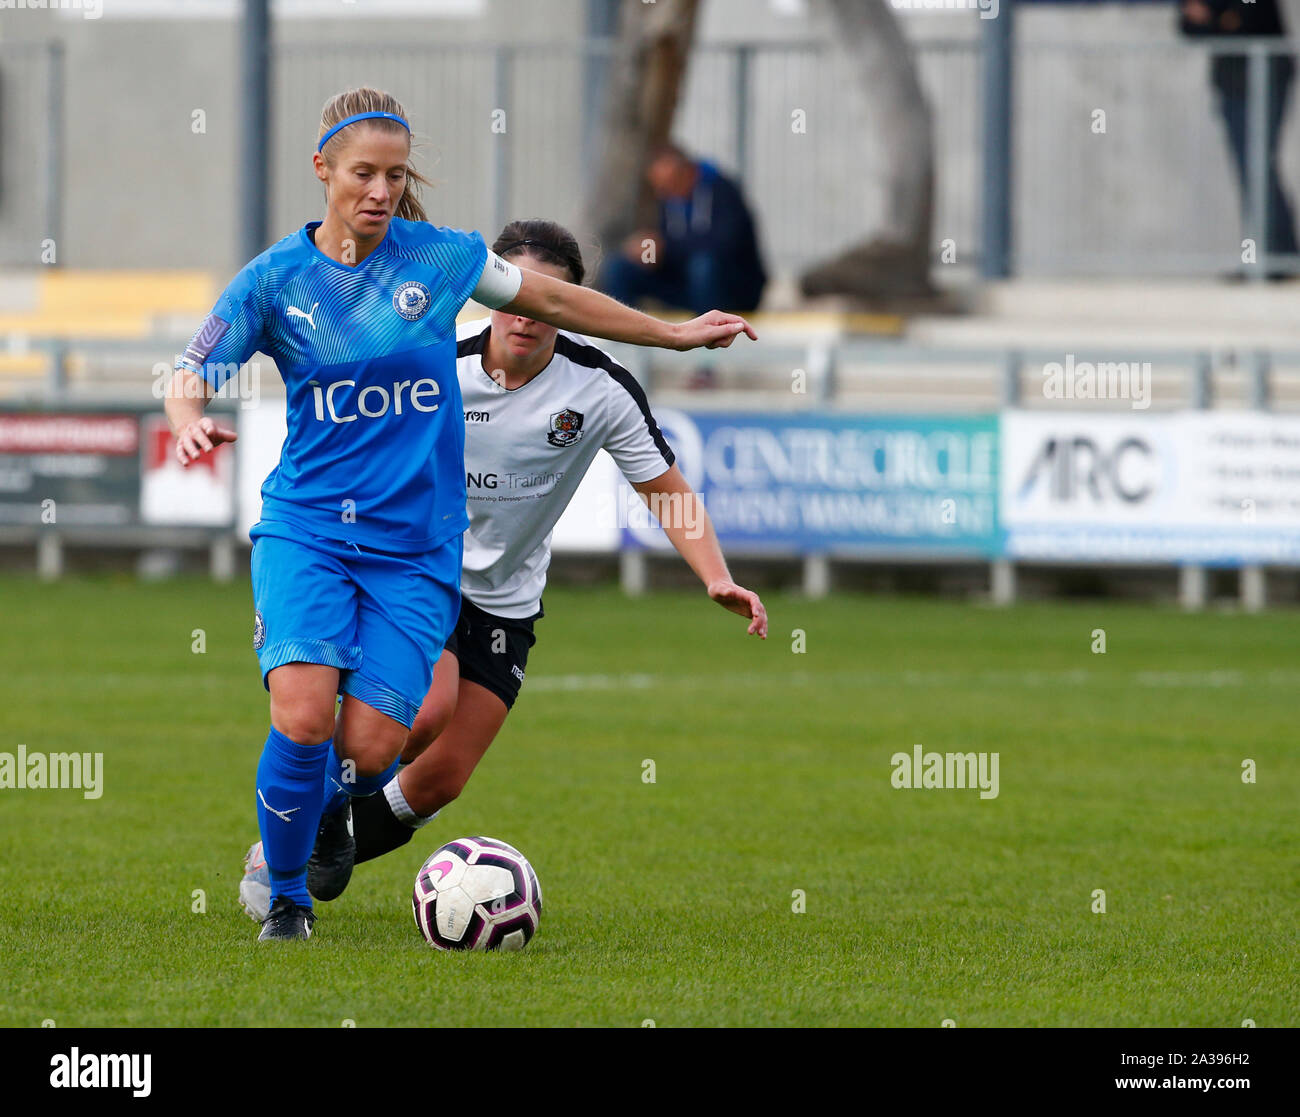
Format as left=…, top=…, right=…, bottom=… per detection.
left=4, top=1, right=1300, bottom=275
left=1, top=0, right=585, bottom=271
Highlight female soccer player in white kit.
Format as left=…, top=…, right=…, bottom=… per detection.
left=241, top=219, right=767, bottom=916
left=167, top=88, right=756, bottom=942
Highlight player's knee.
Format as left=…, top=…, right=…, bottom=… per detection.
left=348, top=732, right=404, bottom=778
left=407, top=710, right=446, bottom=756
left=410, top=780, right=456, bottom=817
left=437, top=771, right=468, bottom=805
left=405, top=760, right=468, bottom=815
left=443, top=758, right=480, bottom=804
left=270, top=704, right=335, bottom=747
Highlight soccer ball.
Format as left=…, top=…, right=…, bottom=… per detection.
left=412, top=837, right=541, bottom=951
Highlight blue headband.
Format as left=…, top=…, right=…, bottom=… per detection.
left=317, top=111, right=410, bottom=152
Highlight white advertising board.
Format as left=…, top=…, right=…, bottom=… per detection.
left=1001, top=411, right=1300, bottom=564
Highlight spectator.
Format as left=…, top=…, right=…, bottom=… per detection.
left=1180, top=0, right=1299, bottom=271
left=599, top=143, right=768, bottom=314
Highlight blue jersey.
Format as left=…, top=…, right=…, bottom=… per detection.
left=177, top=217, right=487, bottom=551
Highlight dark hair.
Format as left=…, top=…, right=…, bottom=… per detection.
left=647, top=141, right=691, bottom=167
left=492, top=219, right=585, bottom=286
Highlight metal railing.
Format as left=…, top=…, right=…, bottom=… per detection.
left=269, top=35, right=1300, bottom=280
left=0, top=42, right=62, bottom=267
left=8, top=330, right=1298, bottom=413
left=5, top=34, right=1300, bottom=277
left=5, top=333, right=1299, bottom=609
left=270, top=37, right=982, bottom=280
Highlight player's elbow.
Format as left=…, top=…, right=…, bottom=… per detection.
left=516, top=270, right=570, bottom=327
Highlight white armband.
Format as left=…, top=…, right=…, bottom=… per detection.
left=470, top=251, right=524, bottom=309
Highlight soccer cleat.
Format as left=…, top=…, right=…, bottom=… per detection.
left=257, top=895, right=316, bottom=941
left=239, top=840, right=271, bottom=923
left=306, top=801, right=356, bottom=902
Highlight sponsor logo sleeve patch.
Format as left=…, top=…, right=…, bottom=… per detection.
left=181, top=313, right=232, bottom=368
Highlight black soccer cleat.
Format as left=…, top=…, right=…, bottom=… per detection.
left=257, top=895, right=316, bottom=942
left=307, top=801, right=356, bottom=902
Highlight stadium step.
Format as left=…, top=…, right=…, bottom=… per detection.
left=909, top=279, right=1300, bottom=352
left=0, top=269, right=216, bottom=340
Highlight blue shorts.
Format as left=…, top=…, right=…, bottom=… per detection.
left=249, top=520, right=462, bottom=728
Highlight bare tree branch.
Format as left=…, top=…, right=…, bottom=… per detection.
left=580, top=0, right=703, bottom=259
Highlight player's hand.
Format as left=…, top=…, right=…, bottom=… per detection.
left=671, top=311, right=757, bottom=352
left=707, top=579, right=768, bottom=639
left=175, top=416, right=237, bottom=466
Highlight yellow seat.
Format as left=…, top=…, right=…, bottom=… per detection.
left=0, top=353, right=47, bottom=377
left=0, top=270, right=216, bottom=340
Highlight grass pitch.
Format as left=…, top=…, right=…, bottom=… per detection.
left=0, top=576, right=1295, bottom=1027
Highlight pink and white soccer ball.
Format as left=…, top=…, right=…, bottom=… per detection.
left=412, top=837, right=542, bottom=951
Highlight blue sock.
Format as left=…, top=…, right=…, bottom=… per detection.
left=256, top=726, right=331, bottom=909
left=321, top=743, right=401, bottom=815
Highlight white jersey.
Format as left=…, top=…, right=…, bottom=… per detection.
left=456, top=317, right=675, bottom=618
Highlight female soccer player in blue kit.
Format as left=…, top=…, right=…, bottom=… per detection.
left=166, top=88, right=756, bottom=941
left=239, top=220, right=769, bottom=921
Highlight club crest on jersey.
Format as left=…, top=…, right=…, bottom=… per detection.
left=253, top=610, right=266, bottom=651
left=547, top=408, right=585, bottom=448
left=393, top=281, right=431, bottom=321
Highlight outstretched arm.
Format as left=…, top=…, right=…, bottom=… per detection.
left=631, top=464, right=768, bottom=639
left=502, top=268, right=758, bottom=352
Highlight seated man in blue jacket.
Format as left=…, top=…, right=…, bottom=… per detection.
left=600, top=143, right=768, bottom=314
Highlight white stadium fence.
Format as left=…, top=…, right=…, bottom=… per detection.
left=3, top=333, right=1300, bottom=610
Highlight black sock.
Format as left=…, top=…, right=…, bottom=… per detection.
left=352, top=789, right=418, bottom=865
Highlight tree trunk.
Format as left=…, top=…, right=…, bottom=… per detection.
left=580, top=0, right=702, bottom=257
left=800, top=0, right=936, bottom=301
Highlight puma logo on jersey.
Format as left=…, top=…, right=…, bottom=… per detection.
left=287, top=302, right=319, bottom=330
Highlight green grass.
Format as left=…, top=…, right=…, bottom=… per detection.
left=0, top=576, right=1295, bottom=1027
